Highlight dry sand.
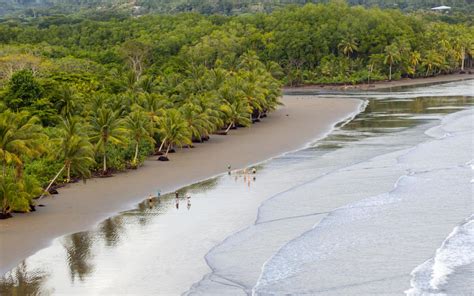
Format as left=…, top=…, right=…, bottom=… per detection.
left=0, top=96, right=363, bottom=275
left=284, top=72, right=474, bottom=92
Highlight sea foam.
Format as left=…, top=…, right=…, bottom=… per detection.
left=405, top=215, right=474, bottom=295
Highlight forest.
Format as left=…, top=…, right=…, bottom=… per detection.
left=0, top=2, right=472, bottom=218
left=1, top=0, right=473, bottom=17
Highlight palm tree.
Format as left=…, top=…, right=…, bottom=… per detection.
left=238, top=51, right=264, bottom=71
left=339, top=37, right=358, bottom=72
left=21, top=174, right=43, bottom=210
left=409, top=51, right=421, bottom=77
left=0, top=167, right=42, bottom=215
left=338, top=37, right=358, bottom=58
left=384, top=44, right=401, bottom=81
left=124, top=109, right=155, bottom=167
left=0, top=170, right=23, bottom=217
left=195, top=96, right=223, bottom=140
left=138, top=93, right=170, bottom=133
left=40, top=117, right=95, bottom=199
left=452, top=37, right=471, bottom=72
left=180, top=102, right=212, bottom=142
left=0, top=110, right=44, bottom=177
left=239, top=72, right=266, bottom=119
left=220, top=99, right=252, bottom=133
left=59, top=117, right=95, bottom=182
left=422, top=50, right=444, bottom=76
left=54, top=86, right=78, bottom=117
left=156, top=109, right=191, bottom=158
left=137, top=75, right=158, bottom=94
left=204, top=68, right=228, bottom=90
left=89, top=108, right=127, bottom=174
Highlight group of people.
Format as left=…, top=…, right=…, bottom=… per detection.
left=228, top=164, right=257, bottom=187
left=145, top=165, right=257, bottom=211
left=175, top=191, right=191, bottom=210
left=146, top=190, right=191, bottom=210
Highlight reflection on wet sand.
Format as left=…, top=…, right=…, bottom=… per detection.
left=0, top=262, right=52, bottom=295
left=63, top=232, right=94, bottom=283
left=99, top=216, right=124, bottom=247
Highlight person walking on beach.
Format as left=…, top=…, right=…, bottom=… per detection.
left=252, top=167, right=257, bottom=181
left=228, top=164, right=232, bottom=175
left=186, top=195, right=191, bottom=210
left=175, top=191, right=179, bottom=199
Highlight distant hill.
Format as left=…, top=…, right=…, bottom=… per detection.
left=1, top=0, right=473, bottom=17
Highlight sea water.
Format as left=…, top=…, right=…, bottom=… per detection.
left=1, top=79, right=473, bottom=295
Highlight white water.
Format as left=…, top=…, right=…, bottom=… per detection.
left=186, top=82, right=474, bottom=295
left=406, top=215, right=474, bottom=296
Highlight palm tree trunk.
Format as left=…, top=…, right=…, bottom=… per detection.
left=133, top=141, right=139, bottom=165
left=38, top=164, right=66, bottom=200
left=225, top=121, right=233, bottom=133
left=103, top=153, right=107, bottom=173
left=461, top=50, right=465, bottom=71
left=158, top=136, right=167, bottom=152
left=389, top=63, right=392, bottom=81
left=66, top=164, right=71, bottom=183
left=164, top=144, right=171, bottom=157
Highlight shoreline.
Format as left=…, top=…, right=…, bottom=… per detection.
left=284, top=72, right=474, bottom=92
left=0, top=96, right=363, bottom=275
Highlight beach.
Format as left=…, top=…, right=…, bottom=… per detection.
left=0, top=95, right=363, bottom=275
left=285, top=72, right=474, bottom=92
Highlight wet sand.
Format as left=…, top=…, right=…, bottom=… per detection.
left=0, top=96, right=363, bottom=275
left=285, top=72, right=474, bottom=92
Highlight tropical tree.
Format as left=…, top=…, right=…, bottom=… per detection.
left=4, top=69, right=42, bottom=111
left=156, top=109, right=192, bottom=158
left=422, top=50, right=444, bottom=76
left=89, top=108, right=127, bottom=174
left=138, top=93, right=170, bottom=129
left=220, top=99, right=252, bottom=133
left=21, top=174, right=43, bottom=210
left=54, top=86, right=78, bottom=117
left=384, top=44, right=401, bottom=81
left=409, top=51, right=421, bottom=77
left=452, top=37, right=471, bottom=72
left=40, top=117, right=95, bottom=199
left=180, top=102, right=212, bottom=142
left=0, top=170, right=25, bottom=217
left=195, top=96, right=223, bottom=140
left=58, top=117, right=95, bottom=182
left=124, top=109, right=155, bottom=167
left=0, top=167, right=42, bottom=216
left=0, top=110, right=44, bottom=177
left=120, top=40, right=151, bottom=82
left=338, top=37, right=358, bottom=58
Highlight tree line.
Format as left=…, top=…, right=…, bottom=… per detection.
left=2, top=0, right=473, bottom=17
left=0, top=2, right=472, bottom=218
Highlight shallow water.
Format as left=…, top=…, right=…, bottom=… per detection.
left=1, top=79, right=473, bottom=295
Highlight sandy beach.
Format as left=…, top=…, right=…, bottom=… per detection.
left=284, top=72, right=474, bottom=92
left=0, top=96, right=363, bottom=275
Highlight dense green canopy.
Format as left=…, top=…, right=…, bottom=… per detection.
left=1, top=0, right=473, bottom=17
